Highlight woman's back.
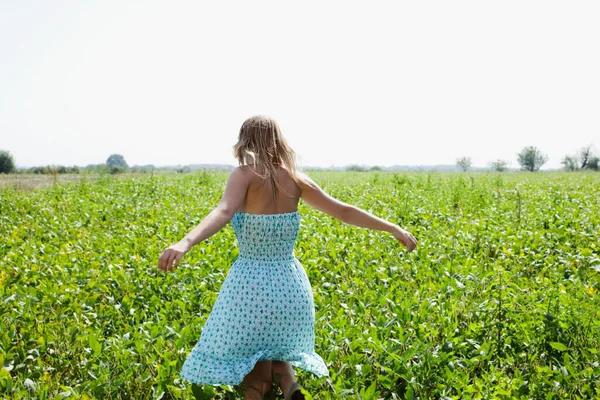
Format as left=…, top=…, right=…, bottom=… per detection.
left=238, top=165, right=302, bottom=215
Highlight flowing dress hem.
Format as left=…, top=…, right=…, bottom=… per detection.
left=179, top=348, right=329, bottom=386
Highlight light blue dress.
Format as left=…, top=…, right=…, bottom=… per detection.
left=179, top=211, right=329, bottom=385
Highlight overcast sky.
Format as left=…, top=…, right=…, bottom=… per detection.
left=1, top=1, right=599, bottom=169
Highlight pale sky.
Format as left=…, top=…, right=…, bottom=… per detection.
left=1, top=1, right=599, bottom=169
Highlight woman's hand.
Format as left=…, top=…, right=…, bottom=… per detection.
left=158, top=241, right=191, bottom=272
left=392, top=226, right=417, bottom=252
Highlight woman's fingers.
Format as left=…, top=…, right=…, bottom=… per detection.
left=408, top=235, right=417, bottom=251
left=159, top=249, right=173, bottom=272
left=158, top=248, right=184, bottom=272
left=172, top=253, right=183, bottom=270
left=158, top=251, right=168, bottom=271
left=404, top=236, right=412, bottom=251
left=402, top=232, right=417, bottom=252
left=166, top=251, right=178, bottom=271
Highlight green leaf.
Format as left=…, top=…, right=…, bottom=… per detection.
left=364, top=381, right=377, bottom=399
left=88, top=333, right=102, bottom=357
left=191, top=383, right=215, bottom=400
left=550, top=342, right=568, bottom=351
left=405, top=385, right=414, bottom=400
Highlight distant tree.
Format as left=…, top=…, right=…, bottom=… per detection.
left=25, top=164, right=79, bottom=174
left=489, top=159, right=508, bottom=172
left=131, top=164, right=155, bottom=174
left=109, top=166, right=126, bottom=174
left=579, top=144, right=593, bottom=169
left=0, top=150, right=16, bottom=174
left=346, top=164, right=367, bottom=172
left=561, top=144, right=598, bottom=171
left=106, top=154, right=128, bottom=169
left=456, top=157, right=472, bottom=172
left=370, top=165, right=382, bottom=171
left=561, top=155, right=579, bottom=171
left=517, top=146, right=547, bottom=172
left=587, top=156, right=599, bottom=171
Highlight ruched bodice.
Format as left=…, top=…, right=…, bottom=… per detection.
left=231, top=211, right=300, bottom=262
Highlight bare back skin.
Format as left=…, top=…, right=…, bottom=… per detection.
left=237, top=165, right=301, bottom=215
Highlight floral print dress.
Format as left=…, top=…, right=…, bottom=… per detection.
left=179, top=211, right=329, bottom=385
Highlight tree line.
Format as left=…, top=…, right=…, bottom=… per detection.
left=1, top=145, right=599, bottom=174
left=0, top=153, right=152, bottom=175
left=455, top=145, right=598, bottom=172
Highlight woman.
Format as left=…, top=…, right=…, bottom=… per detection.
left=158, top=115, right=417, bottom=399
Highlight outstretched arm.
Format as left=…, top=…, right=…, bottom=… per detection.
left=158, top=167, right=250, bottom=272
left=298, top=172, right=417, bottom=251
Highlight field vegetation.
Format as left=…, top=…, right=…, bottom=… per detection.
left=1, top=171, right=599, bottom=399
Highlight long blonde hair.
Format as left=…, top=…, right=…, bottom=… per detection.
left=233, top=115, right=305, bottom=201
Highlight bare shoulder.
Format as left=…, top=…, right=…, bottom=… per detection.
left=234, top=165, right=251, bottom=174
left=239, top=163, right=266, bottom=177
left=229, top=166, right=254, bottom=182
left=295, top=170, right=319, bottom=190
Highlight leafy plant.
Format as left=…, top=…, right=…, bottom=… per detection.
left=1, top=171, right=599, bottom=398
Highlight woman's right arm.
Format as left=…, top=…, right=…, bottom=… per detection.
left=298, top=172, right=417, bottom=252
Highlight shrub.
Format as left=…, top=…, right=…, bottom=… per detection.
left=0, top=150, right=16, bottom=174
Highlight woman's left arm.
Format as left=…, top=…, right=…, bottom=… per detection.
left=158, top=167, right=249, bottom=272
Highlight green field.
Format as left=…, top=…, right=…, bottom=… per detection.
left=1, top=171, right=599, bottom=399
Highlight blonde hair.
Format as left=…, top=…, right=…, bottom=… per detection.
left=233, top=115, right=305, bottom=201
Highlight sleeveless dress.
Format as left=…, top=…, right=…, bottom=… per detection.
left=179, top=210, right=329, bottom=385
